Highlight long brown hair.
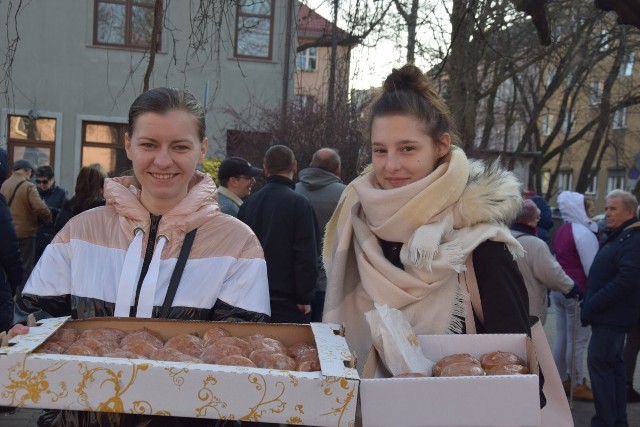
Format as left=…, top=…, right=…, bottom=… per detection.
left=71, top=166, right=107, bottom=214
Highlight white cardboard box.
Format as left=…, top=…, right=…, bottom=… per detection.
left=360, top=334, right=541, bottom=427
left=0, top=317, right=358, bottom=426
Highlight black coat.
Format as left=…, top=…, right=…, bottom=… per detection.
left=238, top=175, right=319, bottom=305
left=36, top=184, right=67, bottom=259
left=0, top=193, right=24, bottom=331
left=582, top=218, right=640, bottom=331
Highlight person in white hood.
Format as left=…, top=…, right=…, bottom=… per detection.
left=551, top=191, right=599, bottom=401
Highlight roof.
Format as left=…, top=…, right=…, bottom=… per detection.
left=296, top=3, right=351, bottom=41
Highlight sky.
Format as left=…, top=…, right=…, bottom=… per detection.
left=304, top=0, right=407, bottom=90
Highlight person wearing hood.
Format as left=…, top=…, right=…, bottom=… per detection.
left=322, top=64, right=531, bottom=370
left=510, top=199, right=580, bottom=325
left=551, top=191, right=599, bottom=401
left=295, top=147, right=346, bottom=321
left=9, top=87, right=270, bottom=426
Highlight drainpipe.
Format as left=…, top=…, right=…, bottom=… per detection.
left=281, top=0, right=294, bottom=133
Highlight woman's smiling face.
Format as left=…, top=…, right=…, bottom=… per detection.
left=371, top=114, right=449, bottom=189
left=125, top=109, right=207, bottom=214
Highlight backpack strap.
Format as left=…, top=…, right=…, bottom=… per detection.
left=8, top=180, right=26, bottom=206
left=159, top=228, right=197, bottom=318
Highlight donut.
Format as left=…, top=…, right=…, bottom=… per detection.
left=65, top=342, right=98, bottom=356
left=480, top=351, right=526, bottom=370
left=120, top=329, right=164, bottom=349
left=104, top=350, right=140, bottom=359
left=436, top=362, right=486, bottom=377
left=201, top=327, right=232, bottom=345
left=34, top=341, right=65, bottom=354
left=485, top=364, right=530, bottom=375
left=163, top=334, right=205, bottom=358
left=216, top=355, right=257, bottom=367
left=200, top=343, right=244, bottom=364
left=120, top=339, right=160, bottom=358
left=287, top=342, right=316, bottom=359
left=259, top=352, right=297, bottom=371
left=49, top=328, right=79, bottom=347
left=79, top=328, right=126, bottom=345
left=432, top=353, right=481, bottom=377
left=213, top=337, right=252, bottom=357
left=249, top=348, right=278, bottom=367
left=151, top=347, right=201, bottom=363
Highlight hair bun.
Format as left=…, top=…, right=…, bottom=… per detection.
left=383, top=64, right=430, bottom=93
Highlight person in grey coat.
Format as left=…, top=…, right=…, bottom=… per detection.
left=295, top=148, right=346, bottom=321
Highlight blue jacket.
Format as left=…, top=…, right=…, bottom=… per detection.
left=581, top=218, right=640, bottom=331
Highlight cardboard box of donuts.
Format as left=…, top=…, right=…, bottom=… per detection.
left=359, top=333, right=541, bottom=427
left=0, top=316, right=358, bottom=426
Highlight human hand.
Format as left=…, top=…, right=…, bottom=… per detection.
left=297, top=304, right=311, bottom=315
left=7, top=324, right=29, bottom=340
left=564, top=284, right=583, bottom=301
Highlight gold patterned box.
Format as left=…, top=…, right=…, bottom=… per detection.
left=0, top=317, right=358, bottom=426
left=360, top=334, right=541, bottom=427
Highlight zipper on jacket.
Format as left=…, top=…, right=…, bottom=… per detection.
left=131, top=214, right=162, bottom=316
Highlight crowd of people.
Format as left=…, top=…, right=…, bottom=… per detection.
left=0, top=64, right=639, bottom=427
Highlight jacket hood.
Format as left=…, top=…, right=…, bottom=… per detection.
left=454, top=158, right=523, bottom=228
left=297, top=167, right=342, bottom=191
left=557, top=191, right=598, bottom=232
left=104, top=171, right=220, bottom=244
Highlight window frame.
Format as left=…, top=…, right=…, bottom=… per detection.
left=234, top=0, right=275, bottom=60
left=541, top=112, right=553, bottom=136
left=620, top=52, right=635, bottom=77
left=557, top=169, right=573, bottom=192
left=297, top=47, right=318, bottom=71
left=613, top=107, right=628, bottom=129
left=93, top=0, right=161, bottom=50
left=588, top=80, right=603, bottom=106
left=5, top=112, right=61, bottom=172
left=585, top=171, right=598, bottom=196
left=81, top=120, right=130, bottom=177
left=606, top=168, right=626, bottom=193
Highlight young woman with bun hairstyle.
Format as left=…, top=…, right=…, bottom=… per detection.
left=322, top=64, right=531, bottom=367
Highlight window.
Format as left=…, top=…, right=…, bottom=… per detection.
left=541, top=113, right=553, bottom=136
left=562, top=111, right=576, bottom=134
left=620, top=52, right=635, bottom=77
left=542, top=169, right=551, bottom=194
left=94, top=0, right=159, bottom=49
left=294, top=95, right=316, bottom=112
left=607, top=168, right=626, bottom=193
left=235, top=0, right=274, bottom=59
left=613, top=107, right=628, bottom=129
left=598, top=30, right=609, bottom=52
left=557, top=169, right=573, bottom=191
left=585, top=172, right=598, bottom=195
left=297, top=47, right=318, bottom=71
left=589, top=80, right=603, bottom=105
left=82, top=121, right=130, bottom=176
left=8, top=115, right=57, bottom=169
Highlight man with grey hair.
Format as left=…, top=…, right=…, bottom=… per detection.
left=582, top=189, right=640, bottom=427
left=295, top=148, right=346, bottom=321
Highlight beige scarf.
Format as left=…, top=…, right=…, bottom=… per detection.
left=322, top=148, right=523, bottom=369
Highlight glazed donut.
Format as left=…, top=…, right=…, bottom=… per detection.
left=79, top=328, right=126, bottom=345
left=120, top=338, right=161, bottom=358
left=480, top=351, right=526, bottom=370
left=49, top=328, right=79, bottom=347
left=259, top=352, right=297, bottom=371
left=436, top=362, right=486, bottom=377
left=213, top=337, right=252, bottom=357
left=151, top=347, right=201, bottom=363
left=485, top=364, right=530, bottom=375
left=217, top=355, right=257, bottom=367
left=249, top=348, right=278, bottom=367
left=75, top=337, right=118, bottom=355
left=432, top=353, right=481, bottom=377
left=248, top=337, right=287, bottom=353
left=34, top=341, right=65, bottom=354
left=200, top=343, right=244, bottom=364
left=287, top=342, right=316, bottom=359
left=120, top=329, right=164, bottom=350
left=296, top=359, right=321, bottom=372
left=201, top=327, right=232, bottom=345
left=163, top=334, right=205, bottom=358
left=65, top=342, right=98, bottom=356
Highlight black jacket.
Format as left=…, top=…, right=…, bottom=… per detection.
left=582, top=218, right=640, bottom=331
left=238, top=175, right=319, bottom=304
left=36, top=184, right=67, bottom=258
left=0, top=193, right=24, bottom=331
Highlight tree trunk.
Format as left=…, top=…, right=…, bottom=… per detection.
left=142, top=0, right=163, bottom=93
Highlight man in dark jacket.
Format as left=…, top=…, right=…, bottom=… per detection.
left=34, top=165, right=67, bottom=261
left=295, top=148, right=345, bottom=321
left=582, top=189, right=640, bottom=427
left=0, top=193, right=24, bottom=332
left=238, top=145, right=319, bottom=323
